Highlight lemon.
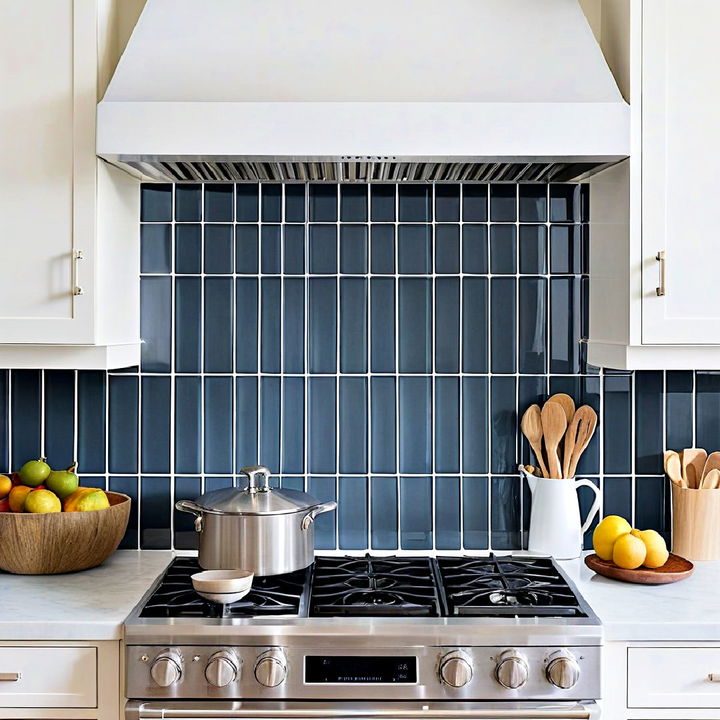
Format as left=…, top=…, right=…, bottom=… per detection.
left=632, top=528, right=669, bottom=568
left=75, top=490, right=110, bottom=512
left=593, top=515, right=632, bottom=561
left=24, top=489, right=61, bottom=514
left=612, top=532, right=647, bottom=569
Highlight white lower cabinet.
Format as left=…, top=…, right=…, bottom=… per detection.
left=0, top=642, right=119, bottom=720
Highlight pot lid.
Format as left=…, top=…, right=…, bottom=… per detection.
left=191, top=466, right=325, bottom=516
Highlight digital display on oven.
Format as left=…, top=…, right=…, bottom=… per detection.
left=305, top=656, right=417, bottom=684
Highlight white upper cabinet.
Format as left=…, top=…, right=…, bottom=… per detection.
left=588, top=0, right=720, bottom=369
left=0, top=0, right=140, bottom=369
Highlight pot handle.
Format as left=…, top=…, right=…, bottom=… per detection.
left=175, top=499, right=204, bottom=532
left=301, top=500, right=337, bottom=531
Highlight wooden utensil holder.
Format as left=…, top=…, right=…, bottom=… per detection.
left=671, top=482, right=720, bottom=560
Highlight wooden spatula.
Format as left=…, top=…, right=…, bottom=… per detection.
left=701, top=451, right=720, bottom=483
left=664, top=450, right=686, bottom=488
left=702, top=468, right=720, bottom=490
left=520, top=405, right=550, bottom=478
left=548, top=393, right=575, bottom=425
left=683, top=448, right=707, bottom=490
left=541, top=401, right=567, bottom=478
left=564, top=405, right=598, bottom=478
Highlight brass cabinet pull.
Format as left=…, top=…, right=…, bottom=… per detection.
left=709, top=673, right=720, bottom=682
left=655, top=250, right=666, bottom=296
left=0, top=672, right=21, bottom=681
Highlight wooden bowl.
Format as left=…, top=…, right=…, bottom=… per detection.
left=0, top=492, right=131, bottom=575
left=585, top=552, right=694, bottom=584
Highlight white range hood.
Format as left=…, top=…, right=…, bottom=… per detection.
left=97, top=0, right=629, bottom=183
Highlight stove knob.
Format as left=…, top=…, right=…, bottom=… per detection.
left=439, top=651, right=473, bottom=688
left=150, top=649, right=183, bottom=687
left=546, top=650, right=580, bottom=690
left=495, top=650, right=528, bottom=689
left=205, top=650, right=240, bottom=687
left=255, top=649, right=287, bottom=688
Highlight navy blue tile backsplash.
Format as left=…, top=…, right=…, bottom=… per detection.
left=3, top=181, right=714, bottom=551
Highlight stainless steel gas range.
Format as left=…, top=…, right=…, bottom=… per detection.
left=125, top=555, right=602, bottom=720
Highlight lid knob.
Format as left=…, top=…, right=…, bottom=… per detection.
left=241, top=465, right=271, bottom=493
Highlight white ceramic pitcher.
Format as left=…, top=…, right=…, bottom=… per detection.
left=520, top=466, right=601, bottom=560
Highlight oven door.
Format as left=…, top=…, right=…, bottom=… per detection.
left=125, top=700, right=600, bottom=720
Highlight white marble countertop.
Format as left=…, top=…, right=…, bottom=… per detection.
left=560, top=554, right=720, bottom=642
left=0, top=550, right=173, bottom=640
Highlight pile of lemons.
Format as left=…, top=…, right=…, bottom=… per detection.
left=592, top=515, right=669, bottom=570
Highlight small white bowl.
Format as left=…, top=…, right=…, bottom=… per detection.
left=191, top=570, right=254, bottom=604
left=193, top=588, right=251, bottom=604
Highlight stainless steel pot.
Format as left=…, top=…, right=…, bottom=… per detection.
left=175, top=466, right=336, bottom=576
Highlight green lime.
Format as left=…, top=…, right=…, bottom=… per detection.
left=18, top=458, right=51, bottom=487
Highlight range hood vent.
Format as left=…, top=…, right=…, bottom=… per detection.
left=98, top=0, right=629, bottom=183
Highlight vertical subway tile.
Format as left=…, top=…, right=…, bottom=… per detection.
left=309, top=184, right=338, bottom=222
left=435, top=476, right=461, bottom=550
left=604, top=375, right=632, bottom=474
left=400, top=476, right=432, bottom=549
left=340, top=225, right=368, bottom=274
left=261, top=184, right=282, bottom=222
left=462, top=377, right=489, bottom=474
left=141, top=184, right=172, bottom=221
left=206, top=476, right=234, bottom=493
left=261, top=225, right=281, bottom=274
left=435, top=377, right=460, bottom=473
left=260, top=376, right=281, bottom=472
left=462, top=184, right=488, bottom=221
left=203, top=277, right=233, bottom=372
left=281, top=377, right=304, bottom=474
left=519, top=184, right=547, bottom=222
left=204, top=376, right=233, bottom=474
left=204, top=224, right=234, bottom=274
left=141, top=376, right=170, bottom=474
left=174, top=476, right=201, bottom=549
left=549, top=277, right=581, bottom=374
left=309, top=278, right=337, bottom=374
left=399, top=278, right=431, bottom=373
left=370, top=278, right=395, bottom=372
left=462, top=225, right=488, bottom=274
left=141, top=224, right=171, bottom=273
left=309, top=225, right=337, bottom=274
left=603, top=476, right=632, bottom=520
left=77, top=371, right=106, bottom=474
left=666, top=371, right=693, bottom=450
left=519, top=225, right=547, bottom=274
left=490, top=184, right=517, bottom=221
left=339, top=378, right=367, bottom=474
left=370, top=225, right=395, bottom=274
left=235, top=277, right=258, bottom=373
left=635, top=371, right=664, bottom=474
left=371, top=377, right=396, bottom=473
left=435, top=277, right=460, bottom=373
left=43, top=370, right=75, bottom=470
left=340, top=278, right=368, bottom=373
left=235, top=377, right=259, bottom=469
left=399, top=376, right=432, bottom=474
left=175, top=376, right=201, bottom=474
left=308, top=476, right=337, bottom=549
left=175, top=277, right=202, bottom=373
left=338, top=476, right=368, bottom=549
left=462, top=278, right=488, bottom=372
left=550, top=184, right=581, bottom=222
left=283, top=225, right=305, bottom=275
left=491, top=476, right=521, bottom=549
left=235, top=226, right=259, bottom=274
left=435, top=184, right=460, bottom=222
left=550, top=225, right=582, bottom=274
left=489, top=225, right=517, bottom=274
left=577, top=376, right=601, bottom=475
left=108, top=375, right=138, bottom=474
left=236, top=185, right=259, bottom=222
left=435, top=225, right=460, bottom=274
left=518, top=278, right=547, bottom=374
left=175, top=184, right=201, bottom=222
left=696, top=372, right=720, bottom=452
left=635, top=476, right=671, bottom=543
left=491, top=277, right=517, bottom=373
left=204, top=184, right=234, bottom=221
left=260, top=277, right=281, bottom=373
left=398, top=185, right=431, bottom=222
left=463, top=476, right=489, bottom=549
left=518, top=376, right=546, bottom=466
left=141, top=476, right=171, bottom=549
left=110, top=476, right=138, bottom=549
left=175, top=224, right=202, bottom=274
left=283, top=278, right=305, bottom=374
left=308, top=378, right=336, bottom=473
left=398, top=225, right=431, bottom=274
left=284, top=184, right=306, bottom=223
left=491, top=376, right=516, bottom=474
left=141, top=276, right=171, bottom=372
left=370, top=184, right=396, bottom=222
left=340, top=184, right=368, bottom=222
left=371, top=476, right=398, bottom=549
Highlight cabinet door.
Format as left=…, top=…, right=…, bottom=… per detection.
left=0, top=0, right=95, bottom=344
left=641, top=0, right=720, bottom=344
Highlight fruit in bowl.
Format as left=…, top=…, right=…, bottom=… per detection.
left=593, top=515, right=669, bottom=570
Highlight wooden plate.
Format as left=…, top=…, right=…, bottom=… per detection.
left=584, top=553, right=694, bottom=584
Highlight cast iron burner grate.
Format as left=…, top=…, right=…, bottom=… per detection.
left=437, top=556, right=586, bottom=618
left=309, top=555, right=442, bottom=617
left=139, top=557, right=307, bottom=618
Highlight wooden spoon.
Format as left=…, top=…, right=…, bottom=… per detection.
left=683, top=448, right=707, bottom=490
left=664, top=450, right=686, bottom=488
left=520, top=405, right=550, bottom=479
left=565, top=406, right=598, bottom=478
left=541, top=401, right=567, bottom=478
left=548, top=393, right=576, bottom=425
left=701, top=451, right=720, bottom=482
left=702, top=468, right=720, bottom=490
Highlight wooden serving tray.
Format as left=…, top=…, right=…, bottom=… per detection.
left=584, top=552, right=694, bottom=584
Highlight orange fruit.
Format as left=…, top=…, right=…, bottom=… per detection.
left=0, top=475, right=11, bottom=499
left=8, top=485, right=32, bottom=512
